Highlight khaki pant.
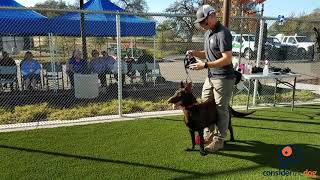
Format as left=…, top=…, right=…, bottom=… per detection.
left=202, top=77, right=235, bottom=141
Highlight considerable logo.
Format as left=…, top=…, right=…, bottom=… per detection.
left=278, top=144, right=302, bottom=168
left=281, top=146, right=292, bottom=157
left=304, top=169, right=318, bottom=178
left=263, top=145, right=317, bottom=178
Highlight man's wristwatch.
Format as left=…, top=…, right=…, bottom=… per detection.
left=204, top=62, right=208, bottom=69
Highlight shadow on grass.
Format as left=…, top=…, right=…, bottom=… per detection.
left=234, top=125, right=320, bottom=135
left=244, top=117, right=320, bottom=126
left=297, top=105, right=320, bottom=110
left=220, top=141, right=320, bottom=172
left=0, top=144, right=203, bottom=176
left=171, top=164, right=263, bottom=180
left=1, top=141, right=319, bottom=179
left=173, top=141, right=320, bottom=179
left=258, top=111, right=319, bottom=120
left=0, top=143, right=272, bottom=179
left=252, top=106, right=320, bottom=118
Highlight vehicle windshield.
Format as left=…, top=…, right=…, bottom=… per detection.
left=266, top=37, right=281, bottom=45
left=243, top=36, right=255, bottom=42
left=273, top=38, right=281, bottom=45
left=296, top=36, right=312, bottom=42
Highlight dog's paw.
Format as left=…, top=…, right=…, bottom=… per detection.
left=185, top=148, right=195, bottom=151
left=200, top=150, right=208, bottom=156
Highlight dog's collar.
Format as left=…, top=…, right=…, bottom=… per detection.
left=182, top=103, right=198, bottom=109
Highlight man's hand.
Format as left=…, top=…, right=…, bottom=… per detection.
left=189, top=59, right=206, bottom=70
left=186, top=50, right=207, bottom=59
left=186, top=50, right=194, bottom=57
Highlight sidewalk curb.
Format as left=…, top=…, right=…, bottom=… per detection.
left=1, top=102, right=319, bottom=133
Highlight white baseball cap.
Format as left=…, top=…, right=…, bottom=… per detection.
left=194, top=5, right=216, bottom=24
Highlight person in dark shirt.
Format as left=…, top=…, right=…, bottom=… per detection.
left=0, top=51, right=17, bottom=89
left=136, top=49, right=154, bottom=64
left=89, top=50, right=108, bottom=87
left=187, top=5, right=235, bottom=153
left=0, top=51, right=16, bottom=66
left=135, top=49, right=154, bottom=83
left=66, top=49, right=88, bottom=88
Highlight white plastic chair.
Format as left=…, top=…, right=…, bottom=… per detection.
left=112, top=61, right=128, bottom=84
left=146, top=62, right=162, bottom=82
left=130, top=63, right=146, bottom=83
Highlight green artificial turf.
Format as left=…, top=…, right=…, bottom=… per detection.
left=0, top=105, right=319, bottom=179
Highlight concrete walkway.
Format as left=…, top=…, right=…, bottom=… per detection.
left=266, top=82, right=320, bottom=95
left=295, top=83, right=320, bottom=95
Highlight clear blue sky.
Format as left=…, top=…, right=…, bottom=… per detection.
left=16, top=0, right=320, bottom=17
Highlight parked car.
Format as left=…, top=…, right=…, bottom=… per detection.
left=264, top=36, right=296, bottom=60
left=232, top=34, right=293, bottom=60
left=279, top=35, right=314, bottom=59
left=232, top=34, right=255, bottom=59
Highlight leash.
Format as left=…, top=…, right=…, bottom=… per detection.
left=184, top=55, right=214, bottom=88
left=183, top=55, right=193, bottom=83
left=183, top=103, right=198, bottom=109
left=206, top=61, right=215, bottom=88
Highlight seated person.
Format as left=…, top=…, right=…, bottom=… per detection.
left=0, top=51, right=16, bottom=89
left=101, top=50, right=116, bottom=73
left=66, top=49, right=88, bottom=87
left=112, top=60, right=127, bottom=86
left=135, top=49, right=154, bottom=83
left=123, top=54, right=136, bottom=78
left=89, top=50, right=108, bottom=87
left=0, top=51, right=16, bottom=66
left=20, top=51, right=41, bottom=90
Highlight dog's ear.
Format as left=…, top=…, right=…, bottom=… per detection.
left=185, top=82, right=192, bottom=92
left=180, top=81, right=185, bottom=88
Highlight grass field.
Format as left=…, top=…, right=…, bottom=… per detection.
left=0, top=105, right=319, bottom=179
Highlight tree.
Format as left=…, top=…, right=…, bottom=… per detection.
left=268, top=10, right=320, bottom=39
left=156, top=20, right=176, bottom=53
left=165, top=0, right=202, bottom=42
left=116, top=0, right=148, bottom=13
left=164, top=0, right=262, bottom=42
left=34, top=0, right=77, bottom=17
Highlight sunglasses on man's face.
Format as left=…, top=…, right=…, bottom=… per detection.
left=199, top=18, right=208, bottom=26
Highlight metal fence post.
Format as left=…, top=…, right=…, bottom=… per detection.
left=116, top=13, right=123, bottom=117
left=153, top=36, right=156, bottom=86
left=253, top=16, right=265, bottom=106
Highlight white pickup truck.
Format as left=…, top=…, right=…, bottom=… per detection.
left=232, top=34, right=255, bottom=59
left=279, top=35, right=314, bottom=58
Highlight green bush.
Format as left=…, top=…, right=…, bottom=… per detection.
left=0, top=112, right=15, bottom=124
left=97, top=100, right=118, bottom=115
left=281, top=90, right=315, bottom=102
left=13, top=103, right=49, bottom=123
left=123, top=99, right=144, bottom=113
left=48, top=108, right=91, bottom=120
left=0, top=90, right=317, bottom=124
left=231, top=90, right=317, bottom=106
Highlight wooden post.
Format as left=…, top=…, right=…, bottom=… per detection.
left=80, top=0, right=87, bottom=60
left=223, top=0, right=231, bottom=28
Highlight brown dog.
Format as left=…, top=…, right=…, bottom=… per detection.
left=168, top=82, right=253, bottom=156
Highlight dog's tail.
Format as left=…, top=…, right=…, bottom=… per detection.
left=229, top=106, right=255, bottom=117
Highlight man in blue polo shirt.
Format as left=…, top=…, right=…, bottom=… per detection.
left=187, top=4, right=235, bottom=153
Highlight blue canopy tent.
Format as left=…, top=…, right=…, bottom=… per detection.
left=0, top=0, right=48, bottom=36
left=49, top=0, right=156, bottom=37
left=49, top=0, right=158, bottom=96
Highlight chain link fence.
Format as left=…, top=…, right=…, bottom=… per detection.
left=0, top=6, right=319, bottom=126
